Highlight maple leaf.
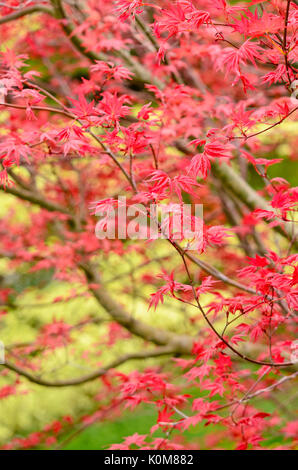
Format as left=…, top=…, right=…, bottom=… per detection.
left=287, top=290, right=298, bottom=310
left=187, top=152, right=211, bottom=179
left=204, top=141, right=233, bottom=160
left=196, top=276, right=218, bottom=295
left=91, top=61, right=133, bottom=81
left=241, top=150, right=282, bottom=172
left=116, top=0, right=146, bottom=21
left=261, top=65, right=289, bottom=86
left=157, top=407, right=175, bottom=426
left=37, top=321, right=71, bottom=349
left=1, top=49, right=28, bottom=69
left=217, top=40, right=262, bottom=90
left=95, top=92, right=131, bottom=125
left=68, top=93, right=95, bottom=119
left=252, top=208, right=276, bottom=221
left=179, top=413, right=203, bottom=430
left=124, top=433, right=147, bottom=447
left=190, top=10, right=211, bottom=29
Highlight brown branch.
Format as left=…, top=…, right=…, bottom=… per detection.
left=0, top=4, right=53, bottom=25
left=2, top=346, right=175, bottom=387
left=0, top=102, right=74, bottom=118
left=49, top=0, right=105, bottom=62
left=242, top=370, right=298, bottom=401
left=283, top=0, right=292, bottom=86
left=80, top=262, right=193, bottom=355
left=184, top=251, right=257, bottom=295
left=135, top=15, right=159, bottom=52
left=50, top=0, right=163, bottom=87
left=0, top=185, right=73, bottom=216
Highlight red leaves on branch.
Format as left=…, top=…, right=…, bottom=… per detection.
left=0, top=0, right=297, bottom=452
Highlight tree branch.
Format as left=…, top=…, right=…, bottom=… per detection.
left=49, top=0, right=163, bottom=87
left=0, top=185, right=73, bottom=216
left=0, top=102, right=74, bottom=118
left=49, top=0, right=105, bottom=62
left=184, top=251, right=257, bottom=295
left=0, top=4, right=53, bottom=25
left=80, top=262, right=194, bottom=355
left=232, top=106, right=298, bottom=141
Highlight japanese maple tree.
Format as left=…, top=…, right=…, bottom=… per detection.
left=0, top=0, right=297, bottom=450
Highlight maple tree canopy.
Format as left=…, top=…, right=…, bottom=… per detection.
left=0, top=0, right=297, bottom=451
